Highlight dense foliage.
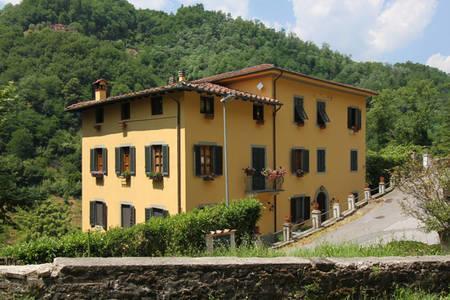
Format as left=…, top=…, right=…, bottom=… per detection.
left=0, top=0, right=448, bottom=239
left=0, top=199, right=262, bottom=263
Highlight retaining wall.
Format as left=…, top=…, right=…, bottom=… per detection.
left=0, top=256, right=449, bottom=299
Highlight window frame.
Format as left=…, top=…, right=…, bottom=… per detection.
left=316, top=101, right=330, bottom=127
left=90, top=147, right=107, bottom=176
left=95, top=107, right=104, bottom=124
left=347, top=107, right=362, bottom=131
left=253, top=103, right=264, bottom=123
left=121, top=203, right=136, bottom=228
left=194, top=144, right=223, bottom=178
left=350, top=149, right=358, bottom=172
left=145, top=144, right=169, bottom=177
left=115, top=146, right=136, bottom=176
left=293, top=96, right=308, bottom=125
left=290, top=195, right=311, bottom=224
left=89, top=200, right=107, bottom=229
left=200, top=96, right=214, bottom=117
left=291, top=148, right=310, bottom=175
left=121, top=102, right=130, bottom=120
left=317, top=149, right=326, bottom=173
left=151, top=96, right=163, bottom=115
left=145, top=207, right=169, bottom=222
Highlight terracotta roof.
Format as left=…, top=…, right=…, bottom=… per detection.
left=65, top=81, right=281, bottom=112
left=194, top=64, right=378, bottom=96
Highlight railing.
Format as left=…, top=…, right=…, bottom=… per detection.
left=245, top=176, right=284, bottom=193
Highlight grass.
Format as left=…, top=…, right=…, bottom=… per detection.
left=203, top=241, right=447, bottom=258
left=390, top=288, right=450, bottom=300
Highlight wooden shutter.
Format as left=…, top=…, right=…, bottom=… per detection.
left=149, top=207, right=153, bottom=222
left=290, top=198, right=297, bottom=223
left=102, top=148, right=107, bottom=175
left=115, top=147, right=121, bottom=175
left=356, top=109, right=362, bottom=130
left=303, top=197, right=311, bottom=220
left=131, top=206, right=136, bottom=226
left=90, top=149, right=96, bottom=173
left=89, top=201, right=96, bottom=227
left=162, top=144, right=169, bottom=176
left=145, top=146, right=152, bottom=176
left=194, top=145, right=202, bottom=176
left=294, top=97, right=302, bottom=123
left=351, top=150, right=358, bottom=171
left=318, top=150, right=325, bottom=172
left=213, top=146, right=223, bottom=175
left=291, top=149, right=297, bottom=173
left=102, top=202, right=107, bottom=229
left=302, top=150, right=310, bottom=172
left=347, top=107, right=353, bottom=129
left=130, top=146, right=136, bottom=176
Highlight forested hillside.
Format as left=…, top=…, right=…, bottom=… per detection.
left=0, top=0, right=448, bottom=244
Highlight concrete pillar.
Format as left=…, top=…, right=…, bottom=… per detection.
left=379, top=181, right=385, bottom=194
left=205, top=234, right=213, bottom=254
left=423, top=153, right=431, bottom=168
left=333, top=202, right=341, bottom=219
left=347, top=194, right=355, bottom=211
left=364, top=188, right=371, bottom=201
left=230, top=231, right=236, bottom=249
left=283, top=220, right=292, bottom=242
left=311, top=210, right=321, bottom=229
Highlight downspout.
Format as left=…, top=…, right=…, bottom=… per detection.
left=167, top=94, right=182, bottom=214
left=272, top=71, right=283, bottom=232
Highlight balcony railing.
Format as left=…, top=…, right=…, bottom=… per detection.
left=245, top=176, right=284, bottom=194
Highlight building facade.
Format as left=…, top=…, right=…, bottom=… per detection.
left=67, top=65, right=377, bottom=234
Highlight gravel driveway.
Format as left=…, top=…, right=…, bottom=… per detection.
left=298, top=189, right=440, bottom=248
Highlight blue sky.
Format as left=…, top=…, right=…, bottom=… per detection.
left=1, top=0, right=449, bottom=73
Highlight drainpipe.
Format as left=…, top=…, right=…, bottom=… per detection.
left=167, top=94, right=182, bottom=214
left=272, top=71, right=283, bottom=232
left=220, top=94, right=235, bottom=207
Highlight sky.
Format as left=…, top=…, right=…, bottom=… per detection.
left=1, top=0, right=449, bottom=73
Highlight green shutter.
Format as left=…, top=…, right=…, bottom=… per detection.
left=162, top=144, right=169, bottom=176
left=291, top=149, right=297, bottom=173
left=102, top=202, right=107, bottom=230
left=89, top=201, right=96, bottom=227
left=294, top=97, right=301, bottom=123
left=347, top=107, right=353, bottom=129
left=304, top=197, right=311, bottom=220
left=194, top=145, right=201, bottom=176
left=145, top=146, right=152, bottom=176
left=356, top=109, right=362, bottom=130
left=213, top=146, right=223, bottom=175
left=290, top=198, right=297, bottom=223
left=303, top=150, right=309, bottom=172
left=115, top=147, right=121, bottom=175
left=130, top=206, right=136, bottom=226
left=130, top=146, right=136, bottom=176
left=102, top=148, right=107, bottom=175
left=90, top=149, right=96, bottom=173
left=145, top=208, right=152, bottom=222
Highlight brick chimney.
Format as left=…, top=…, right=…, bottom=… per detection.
left=178, top=70, right=185, bottom=82
left=93, top=79, right=108, bottom=101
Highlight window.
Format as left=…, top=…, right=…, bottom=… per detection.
left=145, top=144, right=169, bottom=176
left=90, top=148, right=107, bottom=176
left=145, top=207, right=168, bottom=222
left=115, top=146, right=136, bottom=176
left=317, top=149, right=326, bottom=172
left=317, top=101, right=330, bottom=127
left=352, top=192, right=359, bottom=203
left=347, top=107, right=362, bottom=131
left=350, top=150, right=358, bottom=171
left=121, top=204, right=136, bottom=228
left=121, top=102, right=130, bottom=120
left=291, top=148, right=309, bottom=175
left=151, top=96, right=163, bottom=115
left=200, top=96, right=214, bottom=117
left=89, top=201, right=107, bottom=229
left=194, top=145, right=223, bottom=177
left=253, top=103, right=264, bottom=123
left=294, top=97, right=308, bottom=124
left=95, top=107, right=104, bottom=124
left=290, top=196, right=311, bottom=224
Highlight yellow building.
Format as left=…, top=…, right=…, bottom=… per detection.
left=66, top=65, right=377, bottom=234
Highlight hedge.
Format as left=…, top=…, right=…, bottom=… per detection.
left=0, top=198, right=262, bottom=264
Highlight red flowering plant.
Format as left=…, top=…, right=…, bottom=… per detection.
left=261, top=167, right=287, bottom=182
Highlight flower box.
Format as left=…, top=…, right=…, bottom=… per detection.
left=202, top=174, right=216, bottom=181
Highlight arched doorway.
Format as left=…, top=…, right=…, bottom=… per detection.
left=315, top=187, right=328, bottom=222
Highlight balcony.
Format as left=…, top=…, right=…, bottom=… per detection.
left=245, top=176, right=284, bottom=194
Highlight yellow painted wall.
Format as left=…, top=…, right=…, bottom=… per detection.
left=81, top=94, right=185, bottom=231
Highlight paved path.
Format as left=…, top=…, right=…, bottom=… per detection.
left=296, top=189, right=440, bottom=248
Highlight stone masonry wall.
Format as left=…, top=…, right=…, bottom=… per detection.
left=0, top=256, right=449, bottom=299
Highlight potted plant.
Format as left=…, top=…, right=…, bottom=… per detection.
left=203, top=174, right=216, bottom=181
left=243, top=167, right=256, bottom=176
left=91, top=170, right=104, bottom=178
left=295, top=169, right=305, bottom=177
left=120, top=170, right=131, bottom=184
left=149, top=172, right=164, bottom=182
left=261, top=167, right=286, bottom=190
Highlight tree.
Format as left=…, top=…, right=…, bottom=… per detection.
left=392, top=158, right=450, bottom=249
left=7, top=128, right=34, bottom=159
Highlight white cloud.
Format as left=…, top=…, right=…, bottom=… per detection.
left=179, top=0, right=249, bottom=18
left=128, top=0, right=169, bottom=10
left=291, top=0, right=437, bottom=60
left=426, top=53, right=450, bottom=73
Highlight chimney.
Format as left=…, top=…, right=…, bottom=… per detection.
left=93, top=79, right=108, bottom=101
left=178, top=70, right=185, bottom=82
left=168, top=75, right=175, bottom=85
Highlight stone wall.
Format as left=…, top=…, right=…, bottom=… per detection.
left=0, top=256, right=449, bottom=299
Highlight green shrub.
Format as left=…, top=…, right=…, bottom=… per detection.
left=0, top=198, right=262, bottom=263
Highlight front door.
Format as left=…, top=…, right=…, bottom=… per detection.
left=252, top=147, right=266, bottom=191
left=316, top=192, right=328, bottom=222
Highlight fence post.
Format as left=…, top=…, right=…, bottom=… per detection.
left=311, top=210, right=321, bottom=229
left=283, top=218, right=292, bottom=242
left=333, top=202, right=341, bottom=219
left=364, top=187, right=371, bottom=201
left=423, top=153, right=431, bottom=168
left=205, top=234, right=213, bottom=254
left=379, top=176, right=385, bottom=194
left=230, top=230, right=236, bottom=249
left=347, top=194, right=355, bottom=211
